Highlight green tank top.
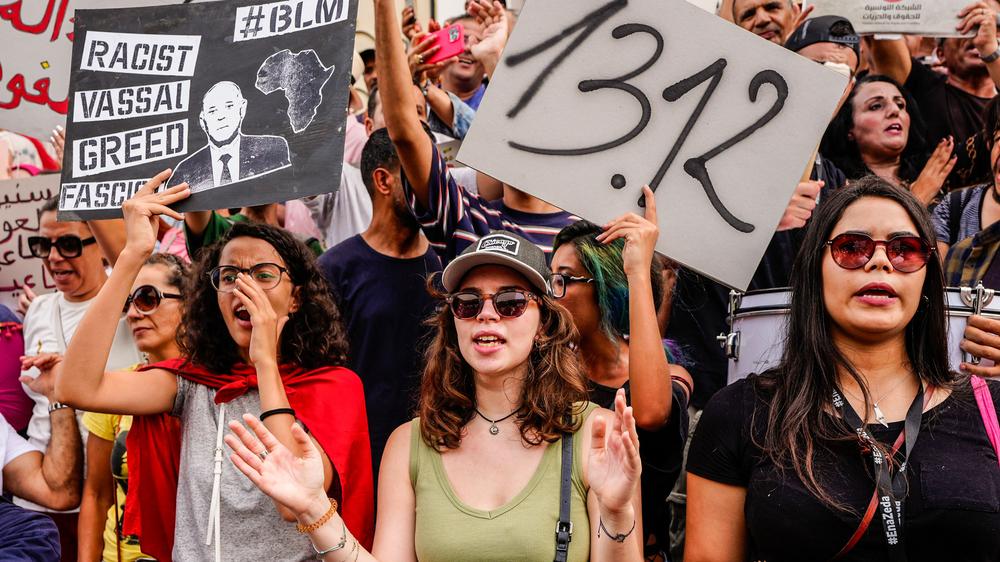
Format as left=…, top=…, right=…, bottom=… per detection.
left=410, top=402, right=599, bottom=562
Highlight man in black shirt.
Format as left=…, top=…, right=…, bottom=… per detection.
left=318, top=129, right=442, bottom=484
left=869, top=2, right=1000, bottom=186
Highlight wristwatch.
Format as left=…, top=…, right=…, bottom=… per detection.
left=47, top=402, right=70, bottom=413
left=982, top=43, right=1000, bottom=63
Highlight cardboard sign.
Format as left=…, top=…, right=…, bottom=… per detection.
left=809, top=0, right=973, bottom=37
left=0, top=175, right=60, bottom=311
left=58, top=0, right=358, bottom=221
left=458, top=0, right=847, bottom=290
left=0, top=0, right=191, bottom=141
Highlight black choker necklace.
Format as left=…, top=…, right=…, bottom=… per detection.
left=474, top=408, right=519, bottom=435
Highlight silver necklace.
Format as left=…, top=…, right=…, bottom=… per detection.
left=474, top=408, right=519, bottom=435
left=841, top=375, right=913, bottom=427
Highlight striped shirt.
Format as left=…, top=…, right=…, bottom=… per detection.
left=402, top=144, right=579, bottom=264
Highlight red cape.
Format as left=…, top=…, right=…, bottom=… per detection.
left=124, top=359, right=374, bottom=561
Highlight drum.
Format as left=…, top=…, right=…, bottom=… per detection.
left=945, top=286, right=1000, bottom=370
left=721, top=286, right=1000, bottom=384
left=722, top=289, right=790, bottom=385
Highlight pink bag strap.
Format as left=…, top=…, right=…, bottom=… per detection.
left=972, top=375, right=1000, bottom=467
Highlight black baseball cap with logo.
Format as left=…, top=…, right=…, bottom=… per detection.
left=785, top=15, right=861, bottom=59
left=441, top=232, right=550, bottom=294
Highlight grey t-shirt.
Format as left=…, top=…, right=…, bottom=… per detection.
left=171, top=377, right=314, bottom=561
left=932, top=184, right=987, bottom=246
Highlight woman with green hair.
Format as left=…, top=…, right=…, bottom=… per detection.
left=551, top=186, right=692, bottom=560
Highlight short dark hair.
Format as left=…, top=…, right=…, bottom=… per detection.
left=41, top=196, right=59, bottom=214
left=360, top=128, right=400, bottom=199
left=359, top=48, right=376, bottom=65
left=367, top=85, right=381, bottom=119
left=983, top=96, right=1000, bottom=152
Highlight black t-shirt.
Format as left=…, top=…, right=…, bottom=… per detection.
left=667, top=159, right=846, bottom=409
left=687, top=377, right=1000, bottom=562
left=589, top=379, right=689, bottom=551
left=906, top=59, right=992, bottom=149
left=318, top=235, right=442, bottom=481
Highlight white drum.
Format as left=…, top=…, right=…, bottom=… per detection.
left=945, top=286, right=1000, bottom=370
left=722, top=289, right=790, bottom=385
left=721, top=286, right=1000, bottom=385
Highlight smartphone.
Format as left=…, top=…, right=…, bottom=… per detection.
left=425, top=24, right=465, bottom=65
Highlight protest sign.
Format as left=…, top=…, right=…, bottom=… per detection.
left=0, top=0, right=189, bottom=141
left=0, top=175, right=59, bottom=310
left=58, top=0, right=358, bottom=221
left=458, top=0, right=847, bottom=290
left=808, top=0, right=973, bottom=37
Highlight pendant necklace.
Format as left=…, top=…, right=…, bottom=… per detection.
left=475, top=408, right=519, bottom=435
left=842, top=375, right=913, bottom=428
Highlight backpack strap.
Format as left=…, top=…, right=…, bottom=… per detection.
left=972, top=375, right=1000, bottom=467
left=554, top=432, right=574, bottom=562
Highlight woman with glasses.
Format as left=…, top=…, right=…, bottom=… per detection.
left=550, top=186, right=692, bottom=559
left=78, top=253, right=185, bottom=562
left=685, top=177, right=1000, bottom=562
left=55, top=171, right=374, bottom=562
left=223, top=231, right=644, bottom=562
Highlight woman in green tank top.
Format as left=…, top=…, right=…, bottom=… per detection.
left=225, top=232, right=644, bottom=562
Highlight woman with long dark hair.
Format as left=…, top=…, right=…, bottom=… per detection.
left=685, top=176, right=1000, bottom=561
left=550, top=187, right=692, bottom=559
left=224, top=231, right=644, bottom=562
left=822, top=75, right=956, bottom=204
left=54, top=171, right=374, bottom=561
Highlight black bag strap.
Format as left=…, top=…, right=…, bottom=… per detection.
left=554, top=432, right=574, bottom=562
left=947, top=187, right=977, bottom=245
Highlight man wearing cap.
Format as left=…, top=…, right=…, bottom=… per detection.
left=870, top=1, right=1000, bottom=147
left=785, top=14, right=861, bottom=77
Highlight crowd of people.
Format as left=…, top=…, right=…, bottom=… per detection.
left=3, top=0, right=1000, bottom=560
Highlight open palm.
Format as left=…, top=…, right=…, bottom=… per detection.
left=587, top=390, right=641, bottom=514
left=225, top=414, right=326, bottom=515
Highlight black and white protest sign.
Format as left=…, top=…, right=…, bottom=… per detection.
left=458, top=0, right=847, bottom=290
left=809, top=0, right=973, bottom=37
left=58, top=0, right=357, bottom=220
left=0, top=175, right=60, bottom=309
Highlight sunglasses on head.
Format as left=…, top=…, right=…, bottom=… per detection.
left=27, top=235, right=96, bottom=259
left=826, top=232, right=932, bottom=273
left=123, top=285, right=183, bottom=315
left=446, top=289, right=539, bottom=320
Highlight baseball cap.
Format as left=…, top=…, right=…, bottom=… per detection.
left=441, top=232, right=550, bottom=294
left=785, top=15, right=860, bottom=58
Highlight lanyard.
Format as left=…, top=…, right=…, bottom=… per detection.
left=832, top=384, right=930, bottom=561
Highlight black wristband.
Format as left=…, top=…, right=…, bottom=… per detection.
left=259, top=407, right=296, bottom=422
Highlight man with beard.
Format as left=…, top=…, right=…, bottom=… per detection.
left=317, top=128, right=441, bottom=486
left=731, top=0, right=801, bottom=45
left=871, top=1, right=1000, bottom=147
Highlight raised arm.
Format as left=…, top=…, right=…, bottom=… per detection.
left=226, top=414, right=417, bottom=562
left=597, top=186, right=673, bottom=429
left=375, top=0, right=434, bottom=208
left=958, top=1, right=1000, bottom=90
left=55, top=170, right=188, bottom=415
left=867, top=36, right=912, bottom=86
left=468, top=0, right=508, bottom=79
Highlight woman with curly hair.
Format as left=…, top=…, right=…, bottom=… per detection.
left=55, top=170, right=373, bottom=562
left=550, top=186, right=693, bottom=560
left=821, top=74, right=956, bottom=204
left=223, top=230, right=644, bottom=562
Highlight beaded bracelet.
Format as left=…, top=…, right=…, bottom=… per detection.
left=296, top=498, right=338, bottom=534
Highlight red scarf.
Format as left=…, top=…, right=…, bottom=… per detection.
left=124, top=359, right=374, bottom=561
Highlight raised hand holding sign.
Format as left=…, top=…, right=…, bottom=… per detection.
left=458, top=0, right=847, bottom=290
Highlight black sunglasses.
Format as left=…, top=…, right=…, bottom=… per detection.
left=123, top=285, right=183, bottom=315
left=826, top=232, right=932, bottom=273
left=447, top=289, right=539, bottom=319
left=27, top=235, right=97, bottom=259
